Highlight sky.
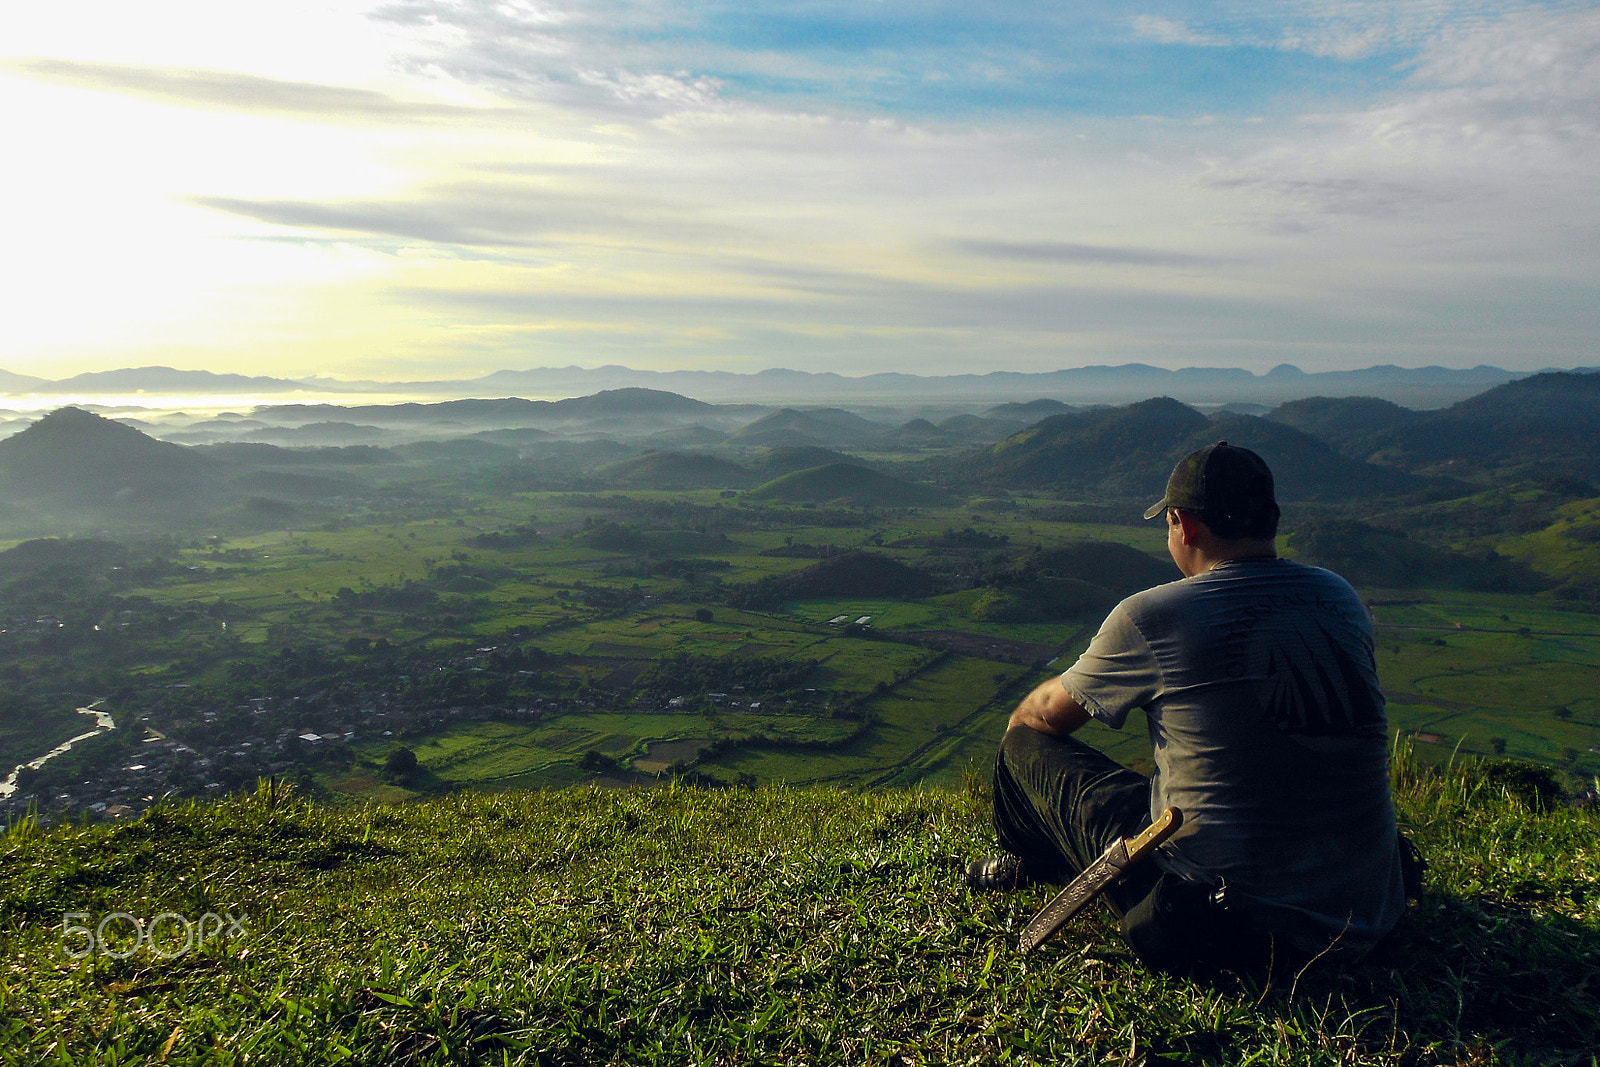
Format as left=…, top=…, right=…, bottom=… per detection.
left=1, top=1, right=1597, bottom=382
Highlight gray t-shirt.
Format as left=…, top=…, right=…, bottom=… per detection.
left=1061, top=557, right=1405, bottom=957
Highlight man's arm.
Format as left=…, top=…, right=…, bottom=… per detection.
left=1007, top=677, right=1092, bottom=736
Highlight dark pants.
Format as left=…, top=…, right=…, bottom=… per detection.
left=991, top=725, right=1160, bottom=914
left=992, top=725, right=1271, bottom=973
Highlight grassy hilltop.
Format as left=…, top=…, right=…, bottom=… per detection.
left=1, top=748, right=1596, bottom=1066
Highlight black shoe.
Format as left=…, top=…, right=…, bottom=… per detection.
left=966, top=854, right=1031, bottom=892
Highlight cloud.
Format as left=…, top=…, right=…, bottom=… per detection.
left=188, top=197, right=530, bottom=247
left=1198, top=6, right=1600, bottom=244
left=187, top=182, right=750, bottom=249
left=0, top=58, right=502, bottom=124
left=1206, top=176, right=1448, bottom=222
left=1276, top=24, right=1392, bottom=61
left=1125, top=2, right=1592, bottom=66
left=1411, top=7, right=1600, bottom=102
left=1131, top=16, right=1225, bottom=47
left=575, top=69, right=726, bottom=107
left=399, top=275, right=1279, bottom=337
left=955, top=239, right=1226, bottom=268
left=371, top=0, right=1391, bottom=119
left=7, top=1, right=1599, bottom=377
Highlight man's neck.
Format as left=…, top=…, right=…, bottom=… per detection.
left=1187, top=539, right=1277, bottom=576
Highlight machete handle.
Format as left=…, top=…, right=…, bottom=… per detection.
left=1125, top=806, right=1182, bottom=862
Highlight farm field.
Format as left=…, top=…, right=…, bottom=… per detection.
left=1368, top=590, right=1600, bottom=766
left=6, top=482, right=1600, bottom=816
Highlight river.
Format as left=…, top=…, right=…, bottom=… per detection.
left=0, top=702, right=116, bottom=799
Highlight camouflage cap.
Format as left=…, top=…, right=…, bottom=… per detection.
left=1143, top=441, right=1276, bottom=521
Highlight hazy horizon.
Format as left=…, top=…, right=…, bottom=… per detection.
left=4, top=2, right=1597, bottom=381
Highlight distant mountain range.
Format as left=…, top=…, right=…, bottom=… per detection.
left=0, top=362, right=1566, bottom=408
left=8, top=369, right=1600, bottom=536
left=246, top=389, right=725, bottom=427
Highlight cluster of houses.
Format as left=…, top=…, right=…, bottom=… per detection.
left=1, top=686, right=612, bottom=823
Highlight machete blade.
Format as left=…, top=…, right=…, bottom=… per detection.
left=1018, top=806, right=1182, bottom=953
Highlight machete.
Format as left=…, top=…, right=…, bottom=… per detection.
left=1018, top=806, right=1183, bottom=953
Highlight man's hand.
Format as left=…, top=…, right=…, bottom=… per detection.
left=1007, top=678, right=1091, bottom=736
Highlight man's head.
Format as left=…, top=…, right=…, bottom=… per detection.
left=1145, top=441, right=1280, bottom=538
left=1147, top=443, right=1279, bottom=574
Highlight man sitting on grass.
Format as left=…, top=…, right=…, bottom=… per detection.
left=968, top=442, right=1407, bottom=972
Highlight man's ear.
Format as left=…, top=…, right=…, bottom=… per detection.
left=1172, top=508, right=1205, bottom=545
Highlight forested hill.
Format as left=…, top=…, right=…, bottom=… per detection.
left=950, top=397, right=1424, bottom=502
left=1269, top=370, right=1600, bottom=483
left=0, top=407, right=214, bottom=516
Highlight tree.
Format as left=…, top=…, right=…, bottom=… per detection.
left=384, top=747, right=419, bottom=781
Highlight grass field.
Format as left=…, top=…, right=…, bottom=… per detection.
left=1368, top=592, right=1600, bottom=766
left=1, top=751, right=1595, bottom=1065
left=699, top=655, right=1029, bottom=788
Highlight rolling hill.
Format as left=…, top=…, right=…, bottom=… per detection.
left=955, top=540, right=1181, bottom=623
left=600, top=451, right=757, bottom=489
left=731, top=408, right=889, bottom=447
left=1350, top=371, right=1600, bottom=482
left=1176, top=415, right=1423, bottom=502
left=1023, top=541, right=1181, bottom=598
left=881, top=418, right=953, bottom=449
left=1286, top=517, right=1547, bottom=592
left=964, top=397, right=1210, bottom=492
left=934, top=414, right=1014, bottom=445
left=642, top=425, right=729, bottom=449
left=551, top=388, right=715, bottom=419
left=749, top=447, right=864, bottom=479
left=0, top=407, right=215, bottom=518
left=733, top=550, right=940, bottom=606
left=1265, top=396, right=1420, bottom=456
left=959, top=397, right=1426, bottom=502
left=749, top=463, right=952, bottom=506
left=982, top=399, right=1076, bottom=426
left=243, top=422, right=389, bottom=446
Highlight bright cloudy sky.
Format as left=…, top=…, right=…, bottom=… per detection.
left=2, top=1, right=1597, bottom=381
